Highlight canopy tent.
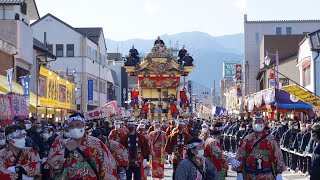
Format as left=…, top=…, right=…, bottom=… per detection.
left=282, top=85, right=320, bottom=109
left=244, top=88, right=312, bottom=112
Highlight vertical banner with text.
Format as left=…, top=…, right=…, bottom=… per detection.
left=20, top=76, right=30, bottom=106
left=88, top=80, right=93, bottom=104
left=235, top=64, right=242, bottom=97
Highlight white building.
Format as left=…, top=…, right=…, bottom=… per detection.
left=31, top=13, right=114, bottom=112
left=297, top=30, right=320, bottom=96
left=244, top=14, right=320, bottom=95
left=0, top=0, right=39, bottom=81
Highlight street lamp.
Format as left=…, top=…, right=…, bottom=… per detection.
left=264, top=50, right=279, bottom=88
left=264, top=54, right=271, bottom=67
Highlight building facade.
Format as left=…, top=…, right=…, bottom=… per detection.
left=0, top=0, right=39, bottom=82
left=297, top=31, right=320, bottom=96
left=244, top=14, right=320, bottom=95
left=31, top=13, right=112, bottom=112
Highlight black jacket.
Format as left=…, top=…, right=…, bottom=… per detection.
left=129, top=48, right=139, bottom=58
left=292, top=131, right=303, bottom=151
left=311, top=142, right=320, bottom=180
left=26, top=129, right=46, bottom=158
left=300, top=131, right=311, bottom=152
left=178, top=49, right=187, bottom=59
left=182, top=56, right=194, bottom=66
left=280, top=129, right=298, bottom=149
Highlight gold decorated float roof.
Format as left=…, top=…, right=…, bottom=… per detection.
left=124, top=45, right=194, bottom=76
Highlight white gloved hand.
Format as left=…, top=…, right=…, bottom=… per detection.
left=236, top=173, right=243, bottom=180
left=230, top=159, right=241, bottom=168
left=22, top=174, right=34, bottom=180
left=142, top=159, right=148, bottom=168
left=168, top=154, right=172, bottom=161
left=41, top=158, right=47, bottom=164
left=6, top=166, right=15, bottom=173
left=276, top=174, right=283, bottom=180
left=226, top=152, right=233, bottom=160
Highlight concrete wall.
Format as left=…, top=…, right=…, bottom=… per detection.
left=244, top=15, right=320, bottom=95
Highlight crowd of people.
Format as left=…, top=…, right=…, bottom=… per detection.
left=0, top=113, right=319, bottom=179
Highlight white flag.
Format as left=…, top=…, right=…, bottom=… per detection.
left=6, top=68, right=13, bottom=93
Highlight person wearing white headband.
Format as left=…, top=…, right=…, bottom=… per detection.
left=199, top=123, right=210, bottom=140
left=149, top=121, right=167, bottom=179
left=164, top=120, right=191, bottom=179
left=0, top=124, right=41, bottom=179
left=204, top=121, right=235, bottom=179
left=108, top=120, right=125, bottom=142
left=46, top=113, right=118, bottom=179
left=122, top=121, right=150, bottom=180
left=175, top=137, right=216, bottom=180
left=233, top=114, right=286, bottom=180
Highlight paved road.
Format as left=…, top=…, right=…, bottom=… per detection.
left=143, top=164, right=309, bottom=180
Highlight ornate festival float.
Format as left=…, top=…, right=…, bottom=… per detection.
left=124, top=43, right=194, bottom=120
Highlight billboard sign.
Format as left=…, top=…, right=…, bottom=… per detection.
left=223, top=62, right=239, bottom=78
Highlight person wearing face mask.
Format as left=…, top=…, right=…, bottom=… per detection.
left=310, top=124, right=320, bottom=180
left=165, top=120, right=178, bottom=136
left=280, top=121, right=298, bottom=171
left=205, top=121, right=238, bottom=179
left=271, top=121, right=284, bottom=141
left=137, top=123, right=151, bottom=180
left=109, top=120, right=126, bottom=142
left=199, top=123, right=210, bottom=140
left=175, top=137, right=216, bottom=180
left=63, top=126, right=71, bottom=139
left=46, top=113, right=118, bottom=179
left=0, top=124, right=41, bottom=179
left=97, top=135, right=129, bottom=177
left=148, top=121, right=168, bottom=180
left=165, top=121, right=191, bottom=180
left=120, top=121, right=150, bottom=180
left=25, top=120, right=46, bottom=159
left=233, top=114, right=286, bottom=180
left=40, top=128, right=51, bottom=158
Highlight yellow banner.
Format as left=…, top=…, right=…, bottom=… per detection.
left=39, top=66, right=76, bottom=110
left=282, top=85, right=320, bottom=108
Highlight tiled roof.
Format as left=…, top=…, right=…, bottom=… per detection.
left=74, top=28, right=102, bottom=44
left=0, top=0, right=25, bottom=3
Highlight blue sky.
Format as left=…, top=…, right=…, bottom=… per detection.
left=36, top=0, right=320, bottom=41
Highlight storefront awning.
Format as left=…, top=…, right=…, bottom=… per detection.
left=282, top=85, right=320, bottom=109
left=0, top=75, right=37, bottom=113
